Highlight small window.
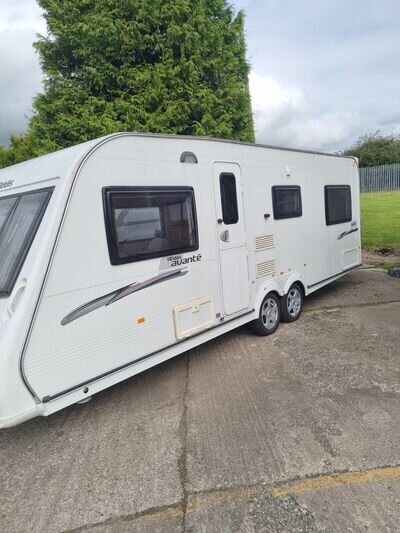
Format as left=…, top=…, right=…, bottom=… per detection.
left=272, top=186, right=302, bottom=219
left=325, top=186, right=352, bottom=225
left=220, top=173, right=239, bottom=225
left=0, top=188, right=53, bottom=297
left=104, top=187, right=199, bottom=264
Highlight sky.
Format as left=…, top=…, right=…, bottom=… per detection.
left=0, top=0, right=399, bottom=152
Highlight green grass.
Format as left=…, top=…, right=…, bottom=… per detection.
left=361, top=191, right=400, bottom=248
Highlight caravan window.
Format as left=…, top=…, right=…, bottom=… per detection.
left=219, top=173, right=239, bottom=225
left=0, top=188, right=53, bottom=297
left=272, top=186, right=302, bottom=219
left=325, top=186, right=352, bottom=225
left=104, top=187, right=199, bottom=264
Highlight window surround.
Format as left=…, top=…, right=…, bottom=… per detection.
left=0, top=187, right=54, bottom=297
left=219, top=173, right=239, bottom=225
left=272, top=185, right=303, bottom=220
left=103, top=186, right=199, bottom=265
left=325, top=185, right=352, bottom=226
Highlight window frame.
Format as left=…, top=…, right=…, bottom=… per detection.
left=324, top=185, right=352, bottom=226
left=219, top=173, right=239, bottom=225
left=271, top=185, right=303, bottom=220
left=103, top=186, right=199, bottom=265
left=0, top=187, right=54, bottom=297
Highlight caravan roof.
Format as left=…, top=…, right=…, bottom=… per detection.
left=0, top=132, right=356, bottom=193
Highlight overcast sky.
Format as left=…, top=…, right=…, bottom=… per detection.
left=0, top=0, right=399, bottom=152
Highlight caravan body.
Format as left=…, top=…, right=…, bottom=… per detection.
left=0, top=133, right=361, bottom=427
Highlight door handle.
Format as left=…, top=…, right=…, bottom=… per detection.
left=6, top=278, right=27, bottom=318
left=220, top=230, right=230, bottom=242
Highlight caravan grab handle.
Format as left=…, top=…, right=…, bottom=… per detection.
left=6, top=278, right=27, bottom=319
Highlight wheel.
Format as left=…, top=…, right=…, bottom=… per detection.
left=281, top=282, right=303, bottom=323
left=251, top=292, right=281, bottom=336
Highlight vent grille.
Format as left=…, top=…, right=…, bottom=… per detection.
left=255, top=234, right=275, bottom=251
left=256, top=260, right=276, bottom=279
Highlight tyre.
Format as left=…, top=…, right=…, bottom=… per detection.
left=251, top=292, right=281, bottom=336
left=280, top=282, right=303, bottom=323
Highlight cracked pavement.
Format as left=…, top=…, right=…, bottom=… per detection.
left=1, top=268, right=400, bottom=532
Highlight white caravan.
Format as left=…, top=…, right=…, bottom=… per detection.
left=0, top=133, right=361, bottom=427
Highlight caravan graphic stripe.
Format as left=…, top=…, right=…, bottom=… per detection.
left=61, top=269, right=188, bottom=326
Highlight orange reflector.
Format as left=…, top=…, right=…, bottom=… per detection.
left=137, top=317, right=145, bottom=325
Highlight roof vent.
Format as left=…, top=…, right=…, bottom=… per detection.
left=180, top=151, right=198, bottom=164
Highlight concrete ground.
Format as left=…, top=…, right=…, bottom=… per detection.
left=1, top=268, right=400, bottom=532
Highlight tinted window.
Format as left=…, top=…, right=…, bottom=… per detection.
left=0, top=189, right=53, bottom=296
left=114, top=206, right=162, bottom=242
left=325, top=186, right=352, bottom=225
left=272, top=186, right=302, bottom=219
left=0, top=197, right=18, bottom=234
left=104, top=187, right=198, bottom=264
left=220, top=173, right=239, bottom=224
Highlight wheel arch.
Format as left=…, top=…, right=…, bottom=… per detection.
left=254, top=279, right=284, bottom=317
left=282, top=273, right=306, bottom=297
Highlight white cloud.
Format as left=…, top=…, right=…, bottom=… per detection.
left=0, top=1, right=45, bottom=33
left=0, top=2, right=45, bottom=145
left=241, top=0, right=400, bottom=151
left=249, top=73, right=360, bottom=152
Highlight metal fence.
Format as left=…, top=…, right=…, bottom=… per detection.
left=360, top=163, right=400, bottom=193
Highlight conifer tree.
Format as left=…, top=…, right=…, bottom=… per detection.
left=8, top=0, right=254, bottom=162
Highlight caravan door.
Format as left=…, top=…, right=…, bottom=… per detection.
left=213, top=162, right=250, bottom=316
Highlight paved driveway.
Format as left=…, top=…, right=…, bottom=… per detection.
left=1, top=269, right=400, bottom=532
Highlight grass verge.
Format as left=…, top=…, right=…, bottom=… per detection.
left=361, top=190, right=400, bottom=248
